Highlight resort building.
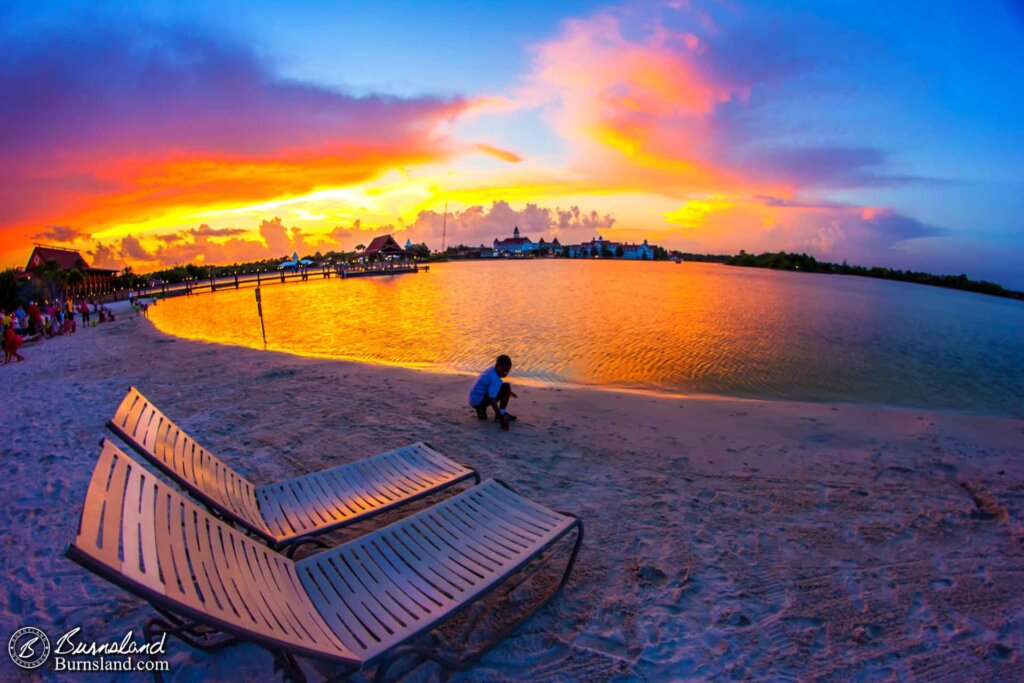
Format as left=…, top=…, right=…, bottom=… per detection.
left=493, top=226, right=543, bottom=256
left=566, top=236, right=655, bottom=260
left=489, top=227, right=657, bottom=259
left=277, top=251, right=314, bottom=270
left=22, top=244, right=119, bottom=294
left=357, top=234, right=406, bottom=261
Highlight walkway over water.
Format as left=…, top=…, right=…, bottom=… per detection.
left=141, top=260, right=420, bottom=298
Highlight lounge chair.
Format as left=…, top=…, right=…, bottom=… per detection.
left=108, top=387, right=479, bottom=553
left=67, top=441, right=583, bottom=681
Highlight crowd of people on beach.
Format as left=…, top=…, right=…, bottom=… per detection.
left=1, top=297, right=126, bottom=364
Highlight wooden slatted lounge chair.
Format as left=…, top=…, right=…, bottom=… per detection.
left=67, top=441, right=583, bottom=682
left=108, top=386, right=479, bottom=553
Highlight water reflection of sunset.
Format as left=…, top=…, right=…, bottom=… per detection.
left=149, top=261, right=1024, bottom=416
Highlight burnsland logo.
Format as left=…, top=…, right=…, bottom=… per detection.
left=8, top=626, right=170, bottom=673
left=8, top=627, right=51, bottom=670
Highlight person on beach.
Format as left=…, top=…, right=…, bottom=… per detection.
left=26, top=301, right=42, bottom=336
left=3, top=325, right=25, bottom=363
left=469, top=354, right=518, bottom=429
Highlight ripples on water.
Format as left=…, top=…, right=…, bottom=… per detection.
left=149, top=261, right=1024, bottom=416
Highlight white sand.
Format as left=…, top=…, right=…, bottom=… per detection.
left=2, top=310, right=1022, bottom=681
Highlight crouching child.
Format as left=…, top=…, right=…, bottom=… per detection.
left=469, top=354, right=518, bottom=430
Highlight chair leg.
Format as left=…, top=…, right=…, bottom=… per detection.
left=273, top=650, right=308, bottom=683
left=372, top=645, right=429, bottom=683
left=143, top=608, right=243, bottom=683
left=145, top=615, right=239, bottom=652
left=143, top=619, right=170, bottom=683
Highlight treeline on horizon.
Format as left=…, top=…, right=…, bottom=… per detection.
left=4, top=245, right=1019, bottom=308
left=725, top=250, right=1024, bottom=301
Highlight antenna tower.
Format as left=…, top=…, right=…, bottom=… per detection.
left=441, top=202, right=448, bottom=253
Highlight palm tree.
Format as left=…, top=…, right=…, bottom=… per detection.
left=35, top=259, right=63, bottom=301
left=65, top=268, right=85, bottom=297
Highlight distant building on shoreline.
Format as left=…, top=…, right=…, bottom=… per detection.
left=490, top=226, right=655, bottom=260
left=565, top=236, right=653, bottom=260
left=493, top=226, right=549, bottom=255
left=357, top=234, right=406, bottom=261
left=21, top=244, right=119, bottom=294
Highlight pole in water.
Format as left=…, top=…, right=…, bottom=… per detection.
left=255, top=286, right=267, bottom=348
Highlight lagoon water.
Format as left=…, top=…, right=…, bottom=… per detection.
left=149, top=261, right=1024, bottom=416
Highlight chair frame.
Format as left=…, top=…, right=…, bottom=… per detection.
left=66, top=443, right=583, bottom=683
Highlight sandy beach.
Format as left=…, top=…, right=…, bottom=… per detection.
left=2, top=309, right=1022, bottom=681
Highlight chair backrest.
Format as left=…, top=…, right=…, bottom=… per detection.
left=67, top=440, right=356, bottom=665
left=108, top=387, right=270, bottom=538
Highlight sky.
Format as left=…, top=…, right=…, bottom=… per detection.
left=2, top=0, right=1023, bottom=287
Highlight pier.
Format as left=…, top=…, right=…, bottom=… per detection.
left=137, top=260, right=420, bottom=299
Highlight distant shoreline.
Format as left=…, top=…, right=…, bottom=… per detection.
left=722, top=251, right=1024, bottom=302
left=409, top=253, right=1024, bottom=302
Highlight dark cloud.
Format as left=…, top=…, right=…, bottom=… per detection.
left=88, top=242, right=122, bottom=269
left=189, top=225, right=247, bottom=238
left=329, top=220, right=397, bottom=250
left=0, top=24, right=463, bottom=161
left=152, top=218, right=311, bottom=264
left=741, top=146, right=937, bottom=189
left=753, top=195, right=850, bottom=209
left=861, top=210, right=945, bottom=243
left=32, top=224, right=90, bottom=243
left=693, top=7, right=837, bottom=89
left=121, top=235, right=154, bottom=260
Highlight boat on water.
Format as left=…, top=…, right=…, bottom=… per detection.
left=671, top=255, right=683, bottom=264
